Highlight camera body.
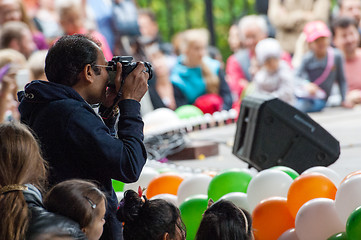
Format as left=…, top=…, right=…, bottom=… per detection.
left=107, top=56, right=153, bottom=87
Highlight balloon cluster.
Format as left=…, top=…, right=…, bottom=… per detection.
left=112, top=164, right=361, bottom=240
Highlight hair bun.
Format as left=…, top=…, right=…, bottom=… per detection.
left=116, top=190, right=144, bottom=223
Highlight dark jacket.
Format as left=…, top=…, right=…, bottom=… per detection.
left=24, top=184, right=86, bottom=240
left=18, top=80, right=147, bottom=240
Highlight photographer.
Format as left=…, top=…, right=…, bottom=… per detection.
left=18, top=34, right=149, bottom=240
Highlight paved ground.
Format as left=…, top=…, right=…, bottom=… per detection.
left=155, top=105, right=361, bottom=180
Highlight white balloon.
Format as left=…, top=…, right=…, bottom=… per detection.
left=143, top=108, right=182, bottom=134
left=150, top=193, right=178, bottom=206
left=335, top=174, right=361, bottom=225
left=220, top=192, right=251, bottom=213
left=295, top=198, right=345, bottom=240
left=123, top=167, right=159, bottom=192
left=177, top=174, right=212, bottom=206
left=278, top=228, right=300, bottom=240
left=302, top=166, right=341, bottom=187
left=246, top=169, right=293, bottom=212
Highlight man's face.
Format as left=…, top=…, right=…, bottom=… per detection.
left=333, top=25, right=360, bottom=55
left=241, top=26, right=266, bottom=53
left=89, top=47, right=110, bottom=104
left=340, top=0, right=361, bottom=25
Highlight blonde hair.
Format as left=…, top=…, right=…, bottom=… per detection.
left=28, top=50, right=48, bottom=80
left=0, top=48, right=27, bottom=68
left=181, top=28, right=220, bottom=94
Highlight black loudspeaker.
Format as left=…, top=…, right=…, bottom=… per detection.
left=232, top=94, right=340, bottom=173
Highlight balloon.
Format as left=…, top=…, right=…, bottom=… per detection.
left=179, top=195, right=208, bottom=240
left=247, top=169, right=293, bottom=212
left=146, top=173, right=184, bottom=199
left=220, top=192, right=251, bottom=213
left=143, top=108, right=182, bottom=134
left=150, top=193, right=178, bottom=206
left=278, top=228, right=300, bottom=240
left=175, top=105, right=204, bottom=119
left=252, top=197, right=295, bottom=240
left=112, top=179, right=124, bottom=192
left=327, top=232, right=348, bottom=240
left=346, top=206, right=361, bottom=239
left=341, top=170, right=361, bottom=184
left=295, top=198, right=345, bottom=240
left=302, top=166, right=341, bottom=187
left=335, top=174, right=361, bottom=225
left=123, top=167, right=159, bottom=192
left=271, top=166, right=299, bottom=180
left=177, top=174, right=212, bottom=206
left=287, top=173, right=337, bottom=218
left=208, top=169, right=252, bottom=201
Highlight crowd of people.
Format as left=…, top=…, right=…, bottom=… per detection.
left=1, top=0, right=361, bottom=239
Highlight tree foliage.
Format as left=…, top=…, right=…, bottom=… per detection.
left=137, top=0, right=255, bottom=60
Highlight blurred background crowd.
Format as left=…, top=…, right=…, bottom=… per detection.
left=1, top=0, right=361, bottom=123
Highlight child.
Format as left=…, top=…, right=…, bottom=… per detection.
left=0, top=122, right=85, bottom=240
left=195, top=199, right=253, bottom=240
left=253, top=38, right=295, bottom=105
left=44, top=179, right=107, bottom=240
left=117, top=189, right=186, bottom=240
left=295, top=21, right=349, bottom=112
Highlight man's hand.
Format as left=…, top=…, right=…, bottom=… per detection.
left=305, top=82, right=320, bottom=96
left=120, top=62, right=149, bottom=102
left=103, top=62, right=123, bottom=108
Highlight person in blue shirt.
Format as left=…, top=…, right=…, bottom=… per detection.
left=170, top=28, right=232, bottom=113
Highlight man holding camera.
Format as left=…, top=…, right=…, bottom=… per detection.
left=18, top=34, right=149, bottom=240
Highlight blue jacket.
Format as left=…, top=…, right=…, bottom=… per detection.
left=18, top=80, right=147, bottom=240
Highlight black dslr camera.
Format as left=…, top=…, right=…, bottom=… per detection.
left=107, top=56, right=153, bottom=87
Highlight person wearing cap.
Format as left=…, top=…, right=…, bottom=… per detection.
left=295, top=20, right=351, bottom=112
left=252, top=38, right=295, bottom=105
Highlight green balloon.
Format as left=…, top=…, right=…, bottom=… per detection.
left=327, top=232, right=348, bottom=240
left=175, top=105, right=204, bottom=119
left=208, top=169, right=252, bottom=202
left=180, top=195, right=208, bottom=240
left=271, top=166, right=299, bottom=180
left=347, top=206, right=361, bottom=239
left=111, top=179, right=124, bottom=192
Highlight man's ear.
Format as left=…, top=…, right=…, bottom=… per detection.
left=82, top=64, right=93, bottom=83
left=163, top=232, right=170, bottom=240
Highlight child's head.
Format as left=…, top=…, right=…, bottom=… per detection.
left=195, top=200, right=253, bottom=240
left=57, top=1, right=83, bottom=35
left=44, top=179, right=107, bottom=240
left=0, top=122, right=47, bottom=240
left=303, top=21, right=331, bottom=58
left=255, top=38, right=282, bottom=73
left=117, top=189, right=186, bottom=240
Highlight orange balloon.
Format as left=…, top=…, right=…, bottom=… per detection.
left=341, top=170, right=361, bottom=184
left=252, top=197, right=295, bottom=240
left=146, top=173, right=184, bottom=199
left=287, top=173, right=337, bottom=218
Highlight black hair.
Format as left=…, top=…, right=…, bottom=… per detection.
left=195, top=200, right=253, bottom=240
left=45, top=34, right=101, bottom=86
left=331, top=16, right=359, bottom=36
left=117, top=190, right=186, bottom=240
